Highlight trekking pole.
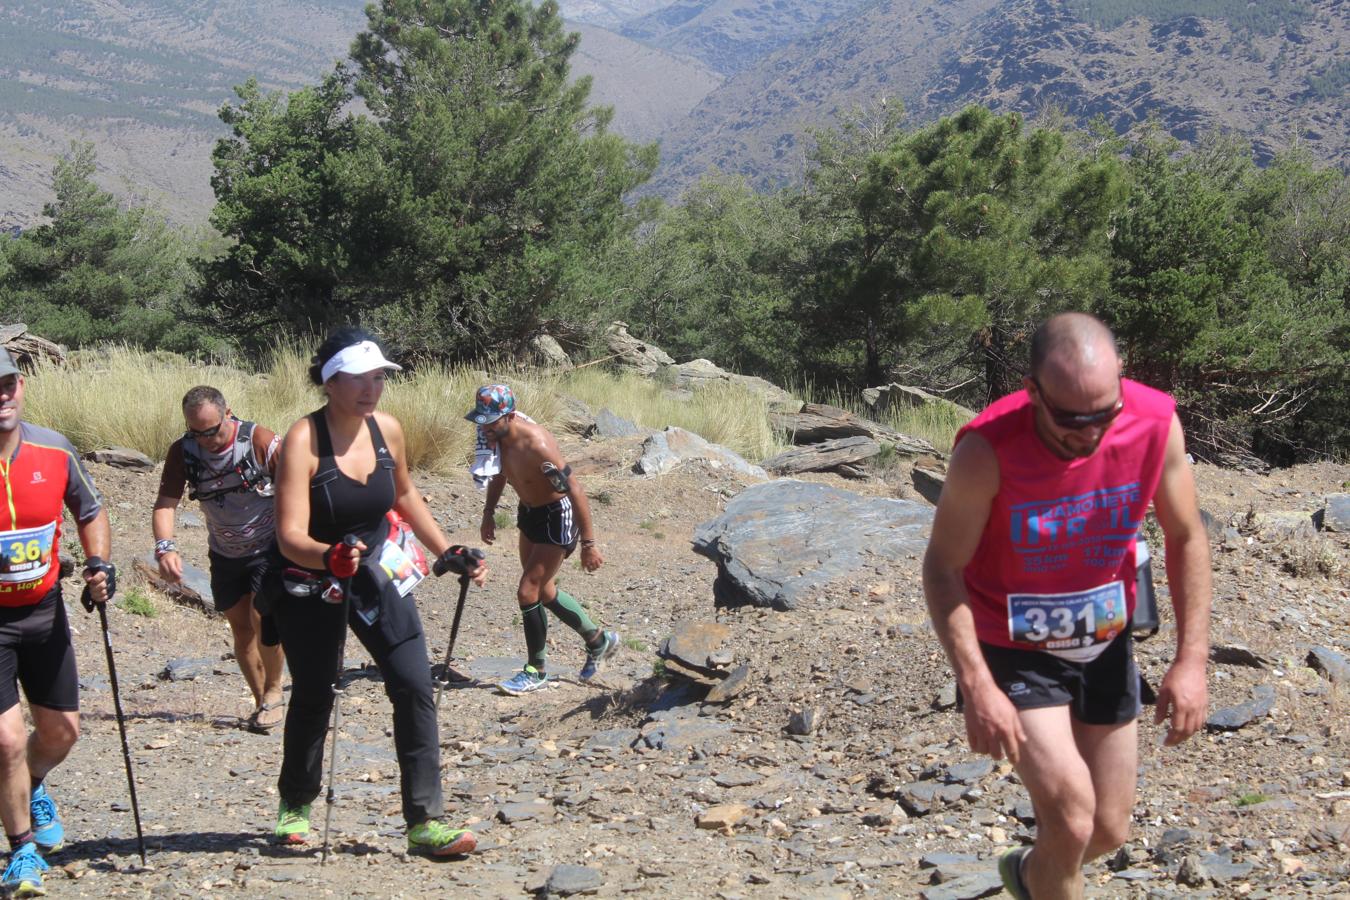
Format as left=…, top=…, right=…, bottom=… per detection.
left=435, top=573, right=472, bottom=711
left=80, top=560, right=148, bottom=867
left=431, top=546, right=485, bottom=709
left=320, top=534, right=359, bottom=867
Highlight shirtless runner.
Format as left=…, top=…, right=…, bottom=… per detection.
left=467, top=385, right=619, bottom=694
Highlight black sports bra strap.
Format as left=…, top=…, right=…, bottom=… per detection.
left=310, top=411, right=336, bottom=481
left=365, top=414, right=387, bottom=454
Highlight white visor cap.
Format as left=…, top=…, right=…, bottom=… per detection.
left=320, top=340, right=403, bottom=383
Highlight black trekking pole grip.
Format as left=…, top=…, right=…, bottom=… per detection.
left=320, top=533, right=359, bottom=867
left=89, top=591, right=148, bottom=866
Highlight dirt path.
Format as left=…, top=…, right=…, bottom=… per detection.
left=34, top=447, right=1350, bottom=897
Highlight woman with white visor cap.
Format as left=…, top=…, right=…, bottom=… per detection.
left=268, top=327, right=487, bottom=857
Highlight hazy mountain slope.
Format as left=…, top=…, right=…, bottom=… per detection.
left=651, top=0, right=1349, bottom=195
left=555, top=0, right=673, bottom=29
left=0, top=1, right=715, bottom=227
left=649, top=0, right=1003, bottom=192
left=0, top=0, right=368, bottom=227
left=570, top=22, right=723, bottom=143
left=618, top=0, right=872, bottom=74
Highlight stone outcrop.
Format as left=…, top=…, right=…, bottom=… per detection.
left=692, top=479, right=934, bottom=610
left=634, top=427, right=766, bottom=479
left=772, top=403, right=935, bottom=453
left=0, top=323, right=66, bottom=369
left=673, top=358, right=800, bottom=409
left=861, top=383, right=975, bottom=422
left=526, top=334, right=572, bottom=370
left=604, top=322, right=674, bottom=376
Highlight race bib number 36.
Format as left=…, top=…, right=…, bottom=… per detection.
left=0, top=522, right=57, bottom=584
left=1008, top=581, right=1126, bottom=658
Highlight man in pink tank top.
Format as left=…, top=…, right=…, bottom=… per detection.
left=923, top=313, right=1212, bottom=900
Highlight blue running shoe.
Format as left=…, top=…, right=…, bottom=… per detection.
left=30, top=784, right=63, bottom=854
left=498, top=665, right=549, bottom=696
left=579, top=630, right=620, bottom=681
left=2, top=843, right=49, bottom=898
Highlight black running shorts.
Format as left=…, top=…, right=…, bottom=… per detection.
left=517, top=497, right=578, bottom=556
left=979, top=631, right=1141, bottom=726
left=0, top=587, right=79, bottom=713
left=209, top=549, right=271, bottom=613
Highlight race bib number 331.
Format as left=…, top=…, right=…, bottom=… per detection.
left=1008, top=581, right=1126, bottom=657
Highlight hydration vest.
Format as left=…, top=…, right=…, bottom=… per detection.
left=182, top=419, right=273, bottom=503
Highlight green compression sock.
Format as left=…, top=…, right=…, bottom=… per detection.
left=544, top=590, right=600, bottom=645
left=521, top=602, right=548, bottom=671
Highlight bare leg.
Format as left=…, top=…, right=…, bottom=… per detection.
left=248, top=597, right=286, bottom=705
left=25, top=705, right=79, bottom=787
left=1073, top=717, right=1138, bottom=861
left=1012, top=705, right=1096, bottom=900
left=0, top=704, right=32, bottom=836
left=517, top=543, right=566, bottom=610
left=224, top=598, right=267, bottom=707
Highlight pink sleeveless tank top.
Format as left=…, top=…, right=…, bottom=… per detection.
left=956, top=378, right=1174, bottom=660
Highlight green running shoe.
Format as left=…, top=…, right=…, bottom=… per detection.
left=274, top=800, right=312, bottom=845
left=1, top=843, right=49, bottom=898
left=998, top=846, right=1032, bottom=900
left=407, top=820, right=477, bottom=857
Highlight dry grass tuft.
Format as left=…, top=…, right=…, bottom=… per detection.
left=22, top=346, right=790, bottom=470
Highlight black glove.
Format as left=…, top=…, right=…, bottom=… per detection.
left=81, top=556, right=117, bottom=610
left=433, top=545, right=485, bottom=578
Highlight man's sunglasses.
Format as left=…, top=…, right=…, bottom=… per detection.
left=1032, top=378, right=1124, bottom=430
left=188, top=420, right=226, bottom=439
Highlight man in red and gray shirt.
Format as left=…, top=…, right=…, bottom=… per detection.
left=0, top=348, right=113, bottom=896
left=152, top=386, right=285, bottom=733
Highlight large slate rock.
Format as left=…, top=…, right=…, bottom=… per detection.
left=527, top=334, right=572, bottom=370
left=705, top=663, right=751, bottom=702
left=692, top=480, right=934, bottom=610
left=161, top=657, right=216, bottom=682
left=771, top=402, right=936, bottom=455
left=1205, top=685, right=1276, bottom=731
left=594, top=408, right=641, bottom=438
left=0, top=323, right=66, bottom=369
left=1307, top=646, right=1350, bottom=683
left=604, top=322, right=674, bottom=376
left=133, top=553, right=218, bottom=616
left=912, top=466, right=946, bottom=505
left=542, top=864, right=602, bottom=896
left=556, top=397, right=596, bottom=437
left=1318, top=493, right=1350, bottom=532
left=660, top=621, right=732, bottom=677
left=761, top=436, right=880, bottom=475
left=634, top=427, right=766, bottom=478
left=673, top=358, right=799, bottom=409
left=862, top=383, right=976, bottom=422
left=84, top=447, right=154, bottom=470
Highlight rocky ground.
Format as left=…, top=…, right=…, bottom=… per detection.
left=34, top=431, right=1350, bottom=898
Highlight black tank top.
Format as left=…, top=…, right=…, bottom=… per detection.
left=308, top=411, right=395, bottom=552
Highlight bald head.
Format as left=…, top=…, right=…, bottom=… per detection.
left=1029, top=313, right=1119, bottom=381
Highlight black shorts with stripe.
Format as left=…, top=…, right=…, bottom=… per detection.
left=0, top=586, right=79, bottom=713
left=517, top=497, right=578, bottom=556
